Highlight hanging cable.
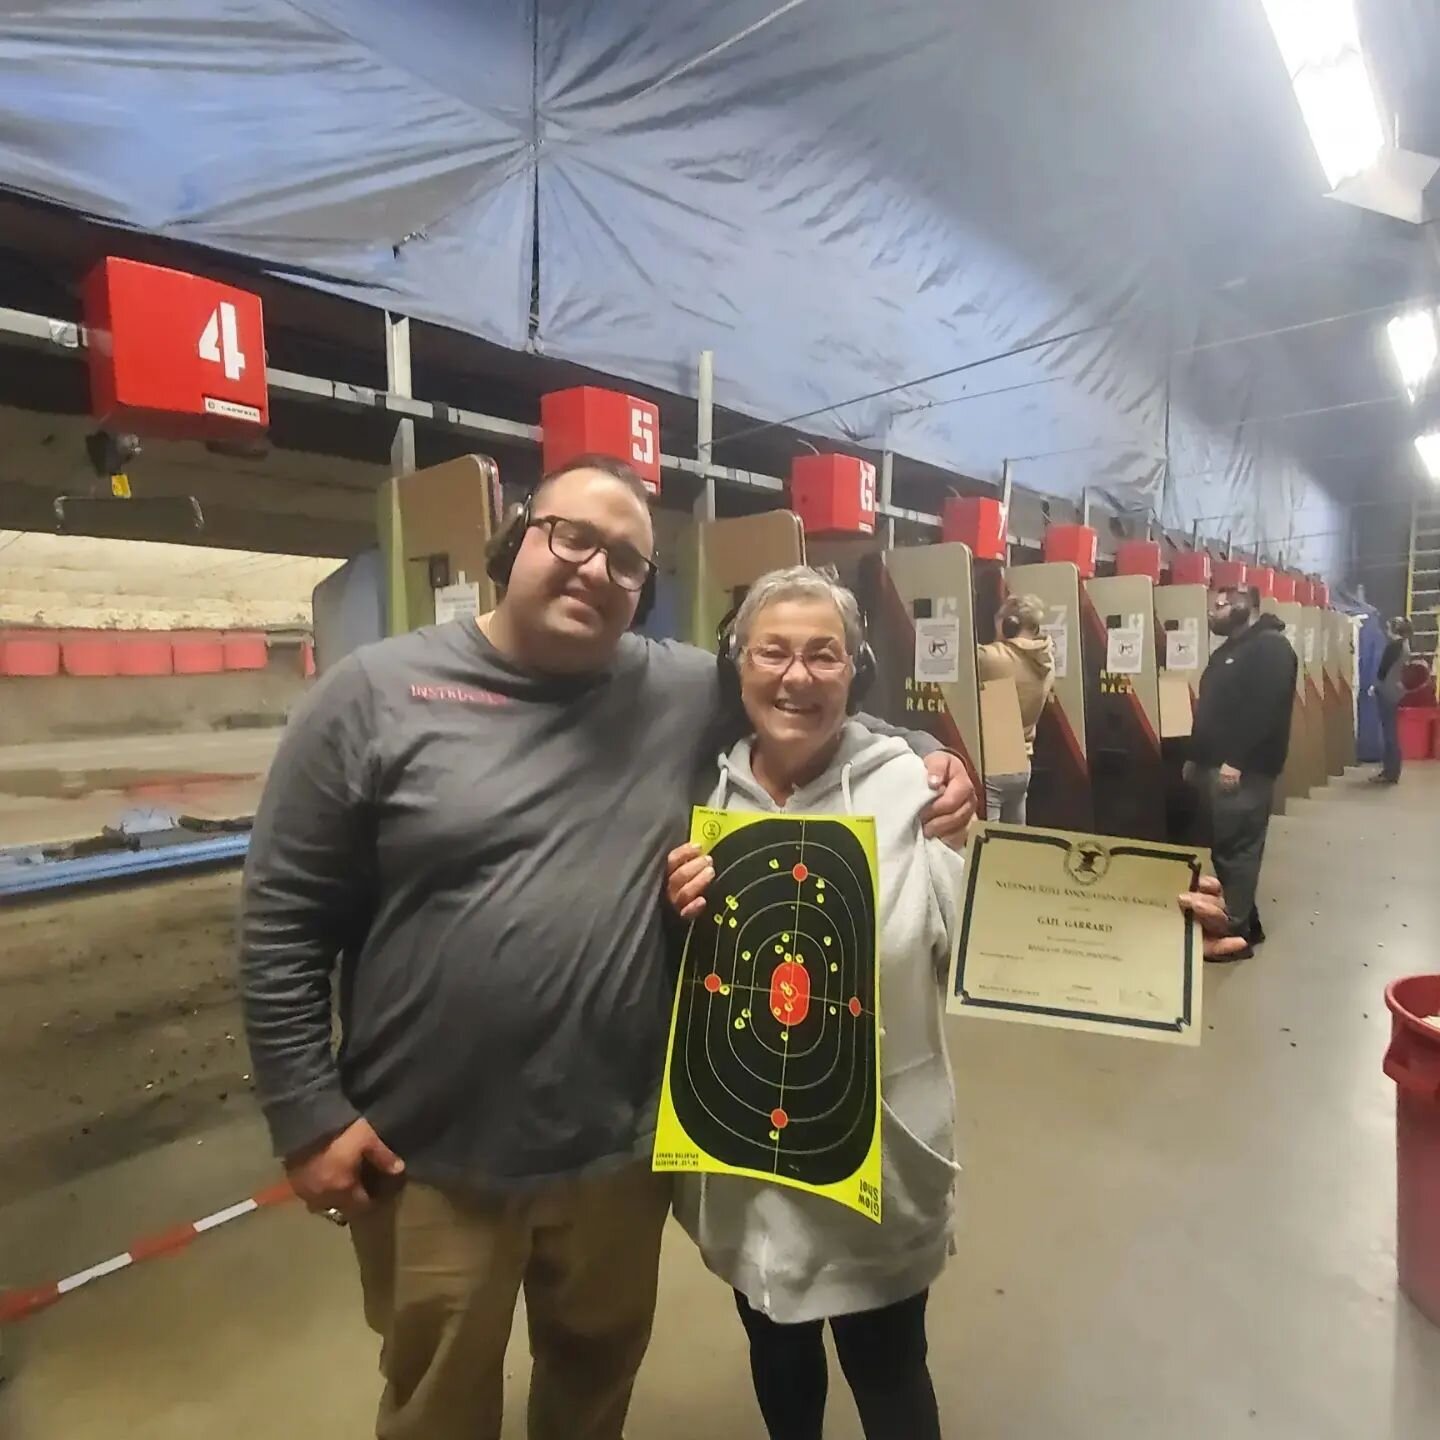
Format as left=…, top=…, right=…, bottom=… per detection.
left=711, top=323, right=1108, bottom=449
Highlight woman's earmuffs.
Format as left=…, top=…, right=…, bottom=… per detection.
left=484, top=493, right=657, bottom=627
left=1001, top=613, right=1022, bottom=639
left=715, top=607, right=877, bottom=717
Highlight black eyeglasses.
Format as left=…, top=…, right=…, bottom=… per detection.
left=532, top=515, right=656, bottom=592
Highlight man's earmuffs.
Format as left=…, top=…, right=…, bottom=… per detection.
left=715, top=605, right=877, bottom=717
left=484, top=492, right=657, bottom=628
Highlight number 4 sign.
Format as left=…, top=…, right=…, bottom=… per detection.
left=197, top=302, right=247, bottom=382
left=83, top=256, right=269, bottom=439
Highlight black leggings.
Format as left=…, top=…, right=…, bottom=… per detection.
left=734, top=1288, right=941, bottom=1440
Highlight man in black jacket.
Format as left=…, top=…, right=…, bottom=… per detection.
left=1187, top=582, right=1298, bottom=959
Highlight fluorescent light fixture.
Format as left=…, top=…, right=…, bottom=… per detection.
left=1260, top=0, right=1386, bottom=188
left=1416, top=431, right=1440, bottom=481
left=1387, top=310, right=1438, bottom=400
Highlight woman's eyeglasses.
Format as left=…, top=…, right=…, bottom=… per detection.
left=743, top=644, right=850, bottom=679
left=532, top=515, right=656, bottom=592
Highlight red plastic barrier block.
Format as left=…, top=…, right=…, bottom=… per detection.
left=1313, top=581, right=1331, bottom=609
left=171, top=631, right=225, bottom=675
left=789, top=454, right=877, bottom=537
left=61, top=631, right=119, bottom=678
left=0, top=629, right=61, bottom=677
left=1168, top=552, right=1212, bottom=586
left=1115, top=540, right=1162, bottom=581
left=115, top=631, right=174, bottom=677
left=222, top=632, right=268, bottom=671
left=941, top=496, right=1006, bottom=559
left=1272, top=573, right=1298, bottom=603
left=1250, top=566, right=1276, bottom=599
left=1042, top=525, right=1097, bottom=578
left=1212, top=560, right=1248, bottom=590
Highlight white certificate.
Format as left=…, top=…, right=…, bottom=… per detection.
left=949, top=823, right=1204, bottom=1045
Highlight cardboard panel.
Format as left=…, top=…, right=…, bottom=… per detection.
left=378, top=455, right=503, bottom=636
left=691, top=512, right=806, bottom=648
left=1005, top=562, right=1092, bottom=831
left=1262, top=600, right=1308, bottom=803
left=980, top=677, right=1030, bottom=775
left=1159, top=674, right=1194, bottom=738
left=861, top=543, right=983, bottom=799
left=1082, top=575, right=1165, bottom=840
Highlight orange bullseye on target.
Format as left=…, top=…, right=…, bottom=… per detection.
left=770, top=960, right=811, bottom=1027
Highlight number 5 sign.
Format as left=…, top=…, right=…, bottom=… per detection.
left=83, top=257, right=269, bottom=439
left=541, top=387, right=662, bottom=496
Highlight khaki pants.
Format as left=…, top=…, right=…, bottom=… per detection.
left=351, top=1164, right=673, bottom=1440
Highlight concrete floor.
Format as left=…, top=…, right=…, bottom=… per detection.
left=3, top=767, right=1439, bottom=1438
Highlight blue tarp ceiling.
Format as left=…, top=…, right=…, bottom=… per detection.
left=3, top=0, right=1431, bottom=576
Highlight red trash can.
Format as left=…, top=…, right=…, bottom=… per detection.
left=1383, top=975, right=1440, bottom=1326
left=1396, top=707, right=1436, bottom=762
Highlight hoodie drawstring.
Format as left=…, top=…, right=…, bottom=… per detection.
left=840, top=761, right=854, bottom=816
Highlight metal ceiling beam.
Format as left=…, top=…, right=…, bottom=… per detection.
left=0, top=305, right=939, bottom=530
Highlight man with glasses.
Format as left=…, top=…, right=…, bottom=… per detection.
left=1186, top=580, right=1297, bottom=960
left=239, top=454, right=975, bottom=1440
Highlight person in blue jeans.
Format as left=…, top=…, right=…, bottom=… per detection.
left=1373, top=616, right=1412, bottom=785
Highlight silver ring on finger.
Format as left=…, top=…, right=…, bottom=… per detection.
left=322, top=1206, right=349, bottom=1228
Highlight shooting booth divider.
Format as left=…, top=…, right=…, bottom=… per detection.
left=857, top=542, right=984, bottom=802
left=1296, top=602, right=1331, bottom=793
left=1323, top=610, right=1358, bottom=774
left=377, top=455, right=504, bottom=637
left=1262, top=599, right=1309, bottom=806
left=1082, top=574, right=1165, bottom=841
left=315, top=454, right=503, bottom=669
left=688, top=512, right=807, bottom=650
left=1154, top=583, right=1209, bottom=842
left=1005, top=561, right=1092, bottom=832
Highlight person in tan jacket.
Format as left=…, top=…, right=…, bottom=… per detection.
left=976, top=594, right=1056, bottom=824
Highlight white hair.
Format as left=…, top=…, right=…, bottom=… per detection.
left=733, top=565, right=864, bottom=655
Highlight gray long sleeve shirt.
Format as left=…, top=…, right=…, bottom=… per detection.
left=240, top=621, right=939, bottom=1193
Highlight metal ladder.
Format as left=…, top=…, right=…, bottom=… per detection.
left=1407, top=495, right=1440, bottom=660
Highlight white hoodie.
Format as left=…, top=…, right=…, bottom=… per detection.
left=673, top=721, right=965, bottom=1324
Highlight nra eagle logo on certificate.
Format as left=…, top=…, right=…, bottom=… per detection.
left=1064, top=841, right=1111, bottom=886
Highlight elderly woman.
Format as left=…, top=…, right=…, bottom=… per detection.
left=664, top=567, right=1246, bottom=1440
left=665, top=564, right=961, bottom=1439
left=976, top=592, right=1055, bottom=824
